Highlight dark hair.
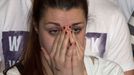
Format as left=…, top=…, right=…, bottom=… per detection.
left=22, top=0, right=88, bottom=75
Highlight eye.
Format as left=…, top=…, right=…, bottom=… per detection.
left=72, top=27, right=82, bottom=34
left=48, top=29, right=60, bottom=36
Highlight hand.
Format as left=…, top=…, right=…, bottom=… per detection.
left=42, top=30, right=72, bottom=75
left=41, top=27, right=87, bottom=75
left=70, top=32, right=87, bottom=75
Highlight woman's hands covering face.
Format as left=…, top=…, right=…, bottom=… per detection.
left=41, top=26, right=87, bottom=75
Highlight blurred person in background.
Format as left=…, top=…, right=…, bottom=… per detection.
left=0, top=0, right=31, bottom=71
left=86, top=0, right=134, bottom=75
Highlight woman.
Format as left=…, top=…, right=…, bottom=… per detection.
left=2, top=0, right=124, bottom=75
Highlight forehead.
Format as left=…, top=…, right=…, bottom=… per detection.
left=40, top=8, right=86, bottom=26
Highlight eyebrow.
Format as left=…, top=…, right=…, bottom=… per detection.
left=44, top=22, right=84, bottom=26
left=44, top=22, right=60, bottom=26
left=72, top=22, right=84, bottom=26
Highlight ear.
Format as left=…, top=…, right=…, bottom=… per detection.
left=34, top=26, right=39, bottom=34
left=33, top=21, right=39, bottom=34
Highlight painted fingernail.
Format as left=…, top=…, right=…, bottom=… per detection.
left=63, top=27, right=65, bottom=29
left=70, top=43, right=72, bottom=46
left=69, top=26, right=71, bottom=28
left=74, top=42, right=76, bottom=45
left=65, top=31, right=67, bottom=34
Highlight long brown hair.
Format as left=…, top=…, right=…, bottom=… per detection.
left=21, top=0, right=88, bottom=75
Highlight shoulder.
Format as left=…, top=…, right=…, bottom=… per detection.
left=87, top=0, right=126, bottom=33
left=3, top=66, right=21, bottom=75
left=2, top=63, right=23, bottom=75
left=89, top=0, right=123, bottom=17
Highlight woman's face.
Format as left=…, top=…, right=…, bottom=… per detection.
left=38, top=8, right=86, bottom=53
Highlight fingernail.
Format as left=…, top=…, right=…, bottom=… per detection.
left=65, top=31, right=67, bottom=34
left=70, top=43, right=72, bottom=46
left=69, top=26, right=71, bottom=28
left=63, top=27, right=65, bottom=29
left=74, top=42, right=76, bottom=45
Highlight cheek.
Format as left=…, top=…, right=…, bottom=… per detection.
left=39, top=30, right=55, bottom=53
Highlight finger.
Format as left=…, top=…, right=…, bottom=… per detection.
left=72, top=33, right=82, bottom=50
left=72, top=43, right=78, bottom=64
left=70, top=31, right=80, bottom=48
left=72, top=33, right=84, bottom=57
left=70, top=32, right=81, bottom=57
left=65, top=43, right=73, bottom=65
left=50, top=32, right=61, bottom=57
left=69, top=31, right=75, bottom=44
left=41, top=47, right=51, bottom=65
left=55, top=30, right=66, bottom=58
left=60, top=31, right=69, bottom=62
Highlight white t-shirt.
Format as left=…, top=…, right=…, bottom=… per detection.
left=0, top=0, right=31, bottom=71
left=109, top=0, right=134, bottom=21
left=0, top=56, right=124, bottom=75
left=85, top=0, right=134, bottom=71
left=117, top=0, right=134, bottom=22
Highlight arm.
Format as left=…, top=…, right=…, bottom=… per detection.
left=125, top=70, right=134, bottom=75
